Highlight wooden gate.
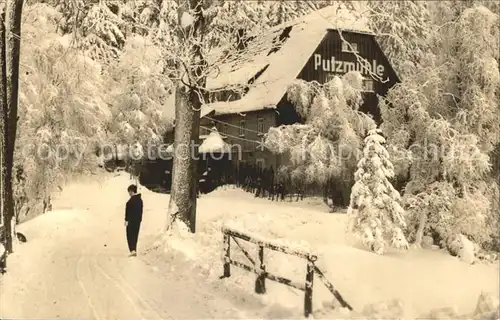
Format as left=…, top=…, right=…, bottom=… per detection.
left=220, top=225, right=353, bottom=317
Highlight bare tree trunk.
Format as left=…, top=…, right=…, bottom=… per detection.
left=2, top=0, right=24, bottom=254
left=0, top=5, right=7, bottom=234
left=166, top=84, right=200, bottom=233
left=165, top=0, right=205, bottom=234
left=188, top=85, right=201, bottom=233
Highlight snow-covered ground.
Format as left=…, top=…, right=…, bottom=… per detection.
left=0, top=173, right=498, bottom=319
left=156, top=184, right=499, bottom=318
left=0, top=173, right=266, bottom=319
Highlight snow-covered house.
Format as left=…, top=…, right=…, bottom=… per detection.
left=200, top=4, right=400, bottom=170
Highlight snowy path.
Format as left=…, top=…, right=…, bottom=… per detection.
left=0, top=175, right=261, bottom=319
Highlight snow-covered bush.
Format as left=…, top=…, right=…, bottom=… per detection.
left=446, top=233, right=476, bottom=264
left=347, top=129, right=408, bottom=255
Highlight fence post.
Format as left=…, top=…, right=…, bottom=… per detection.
left=304, top=259, right=314, bottom=318
left=223, top=233, right=231, bottom=277
left=255, top=245, right=266, bottom=294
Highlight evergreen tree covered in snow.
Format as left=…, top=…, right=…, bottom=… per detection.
left=40, top=0, right=169, bottom=63
left=347, top=129, right=409, bottom=255
left=47, top=0, right=128, bottom=63
left=268, top=0, right=311, bottom=25
left=202, top=0, right=265, bottom=49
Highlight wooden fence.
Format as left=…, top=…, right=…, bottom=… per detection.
left=220, top=225, right=353, bottom=317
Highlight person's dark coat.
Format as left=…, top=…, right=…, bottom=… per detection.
left=125, top=194, right=143, bottom=224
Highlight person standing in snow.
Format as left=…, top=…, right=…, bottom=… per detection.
left=125, top=184, right=143, bottom=257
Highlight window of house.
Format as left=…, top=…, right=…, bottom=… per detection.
left=256, top=158, right=264, bottom=171
left=222, top=124, right=228, bottom=135
left=239, top=119, right=246, bottom=137
left=257, top=118, right=265, bottom=135
left=362, top=78, right=374, bottom=92
left=326, top=73, right=336, bottom=82
left=342, top=41, right=358, bottom=53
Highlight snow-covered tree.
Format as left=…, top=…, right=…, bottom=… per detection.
left=265, top=73, right=375, bottom=205
left=106, top=35, right=173, bottom=147
left=347, top=128, right=409, bottom=255
left=380, top=4, right=499, bottom=252
left=207, top=0, right=336, bottom=35
left=44, top=0, right=129, bottom=63
left=103, top=34, right=174, bottom=179
left=201, top=0, right=339, bottom=54
left=14, top=4, right=112, bottom=222
left=206, top=0, right=264, bottom=46
left=266, top=0, right=335, bottom=26
left=39, top=0, right=176, bottom=62
left=1, top=0, right=25, bottom=255
left=367, top=1, right=432, bottom=79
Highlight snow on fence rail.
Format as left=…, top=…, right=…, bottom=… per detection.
left=220, top=224, right=353, bottom=317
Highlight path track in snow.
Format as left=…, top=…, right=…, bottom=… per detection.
left=0, top=175, right=264, bottom=319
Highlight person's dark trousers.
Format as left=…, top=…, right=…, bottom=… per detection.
left=126, top=222, right=141, bottom=252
